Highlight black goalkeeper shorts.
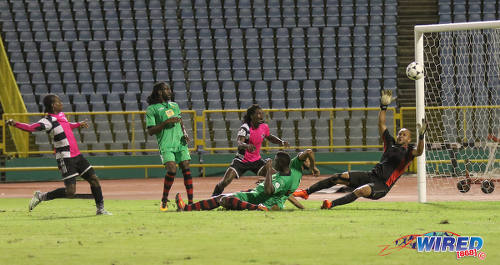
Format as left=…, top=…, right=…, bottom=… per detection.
left=347, top=171, right=390, bottom=200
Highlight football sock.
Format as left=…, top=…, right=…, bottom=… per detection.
left=224, top=197, right=259, bottom=210
left=72, top=194, right=94, bottom=199
left=307, top=173, right=342, bottom=194
left=185, top=198, right=219, bottom=211
left=162, top=172, right=176, bottom=202
left=182, top=169, right=194, bottom=204
left=44, top=188, right=66, bottom=200
left=331, top=192, right=359, bottom=207
left=90, top=186, right=104, bottom=208
left=211, top=183, right=224, bottom=197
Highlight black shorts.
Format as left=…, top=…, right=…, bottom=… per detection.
left=347, top=171, right=390, bottom=200
left=229, top=157, right=270, bottom=179
left=57, top=154, right=95, bottom=183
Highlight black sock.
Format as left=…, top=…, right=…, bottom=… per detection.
left=212, top=184, right=224, bottom=197
left=45, top=188, right=66, bottom=200
left=72, top=194, right=94, bottom=199
left=307, top=174, right=341, bottom=194
left=91, top=186, right=104, bottom=208
left=331, top=192, right=358, bottom=207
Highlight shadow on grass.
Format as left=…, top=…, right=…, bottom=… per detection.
left=424, top=202, right=498, bottom=211
left=32, top=214, right=101, bottom=220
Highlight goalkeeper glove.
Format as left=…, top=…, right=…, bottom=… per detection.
left=416, top=118, right=427, bottom=140
left=380, top=90, right=394, bottom=110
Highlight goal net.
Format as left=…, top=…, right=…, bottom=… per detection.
left=415, top=21, right=500, bottom=202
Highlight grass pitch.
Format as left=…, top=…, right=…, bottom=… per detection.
left=0, top=198, right=498, bottom=265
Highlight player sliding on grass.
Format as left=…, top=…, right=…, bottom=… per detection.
left=176, top=149, right=320, bottom=211
left=146, top=82, right=193, bottom=212
left=6, top=95, right=111, bottom=215
left=293, top=90, right=426, bottom=209
left=211, top=104, right=289, bottom=196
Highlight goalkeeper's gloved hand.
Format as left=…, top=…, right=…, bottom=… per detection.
left=380, top=90, right=394, bottom=110
left=416, top=118, right=427, bottom=140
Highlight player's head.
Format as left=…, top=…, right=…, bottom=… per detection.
left=43, top=94, right=62, bottom=114
left=147, top=82, right=172, bottom=105
left=302, top=157, right=311, bottom=171
left=244, top=104, right=263, bottom=127
left=272, top=151, right=291, bottom=172
left=397, top=128, right=412, bottom=145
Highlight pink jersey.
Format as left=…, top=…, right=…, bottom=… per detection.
left=14, top=112, right=81, bottom=159
left=237, top=123, right=270, bottom=162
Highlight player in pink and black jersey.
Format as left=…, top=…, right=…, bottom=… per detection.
left=211, top=104, right=290, bottom=196
left=7, top=95, right=111, bottom=215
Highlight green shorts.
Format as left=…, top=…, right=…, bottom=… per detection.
left=233, top=191, right=283, bottom=209
left=160, top=145, right=191, bottom=164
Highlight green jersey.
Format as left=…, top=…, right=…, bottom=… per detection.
left=237, top=156, right=304, bottom=209
left=146, top=101, right=186, bottom=152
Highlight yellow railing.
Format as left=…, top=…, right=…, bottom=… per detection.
left=202, top=107, right=397, bottom=152
left=0, top=161, right=379, bottom=178
left=1, top=110, right=196, bottom=156
left=0, top=35, right=29, bottom=156
left=2, top=107, right=398, bottom=157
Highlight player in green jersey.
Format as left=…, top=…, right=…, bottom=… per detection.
left=146, top=82, right=193, bottom=211
left=175, top=149, right=320, bottom=211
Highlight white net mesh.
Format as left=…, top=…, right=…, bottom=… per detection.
left=422, top=28, right=500, bottom=195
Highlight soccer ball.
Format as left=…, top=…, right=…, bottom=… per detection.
left=406, top=62, right=424, bottom=80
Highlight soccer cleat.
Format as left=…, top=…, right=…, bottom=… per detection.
left=292, top=189, right=309, bottom=200
left=257, top=204, right=269, bottom=212
left=160, top=200, right=168, bottom=212
left=175, top=193, right=185, bottom=211
left=96, top=208, right=113, bottom=215
left=29, top=191, right=43, bottom=212
left=321, top=200, right=333, bottom=210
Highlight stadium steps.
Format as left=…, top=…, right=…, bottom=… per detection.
left=396, top=0, right=439, bottom=132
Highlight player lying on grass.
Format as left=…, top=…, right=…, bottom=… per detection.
left=211, top=104, right=289, bottom=196
left=293, top=90, right=426, bottom=209
left=176, top=149, right=320, bottom=211
left=146, top=82, right=193, bottom=212
left=6, top=95, right=111, bottom=215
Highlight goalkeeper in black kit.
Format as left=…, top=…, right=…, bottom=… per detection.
left=293, top=90, right=426, bottom=209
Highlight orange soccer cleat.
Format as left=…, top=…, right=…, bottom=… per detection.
left=257, top=204, right=269, bottom=212
left=175, top=193, right=186, bottom=211
left=321, top=200, right=332, bottom=209
left=293, top=189, right=309, bottom=200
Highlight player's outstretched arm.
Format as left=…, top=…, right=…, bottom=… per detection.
left=266, top=134, right=290, bottom=148
left=287, top=195, right=305, bottom=209
left=379, top=90, right=394, bottom=136
left=6, top=119, right=42, bottom=132
left=298, top=149, right=320, bottom=176
left=263, top=159, right=275, bottom=195
left=70, top=119, right=89, bottom=129
left=413, top=118, right=427, bottom=157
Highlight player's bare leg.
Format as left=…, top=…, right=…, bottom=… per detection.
left=294, top=172, right=350, bottom=199
left=212, top=167, right=237, bottom=196
left=160, top=161, right=177, bottom=211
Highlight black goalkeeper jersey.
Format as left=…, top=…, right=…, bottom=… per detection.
left=372, top=129, right=415, bottom=188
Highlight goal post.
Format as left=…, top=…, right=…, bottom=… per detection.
left=414, top=21, right=500, bottom=203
